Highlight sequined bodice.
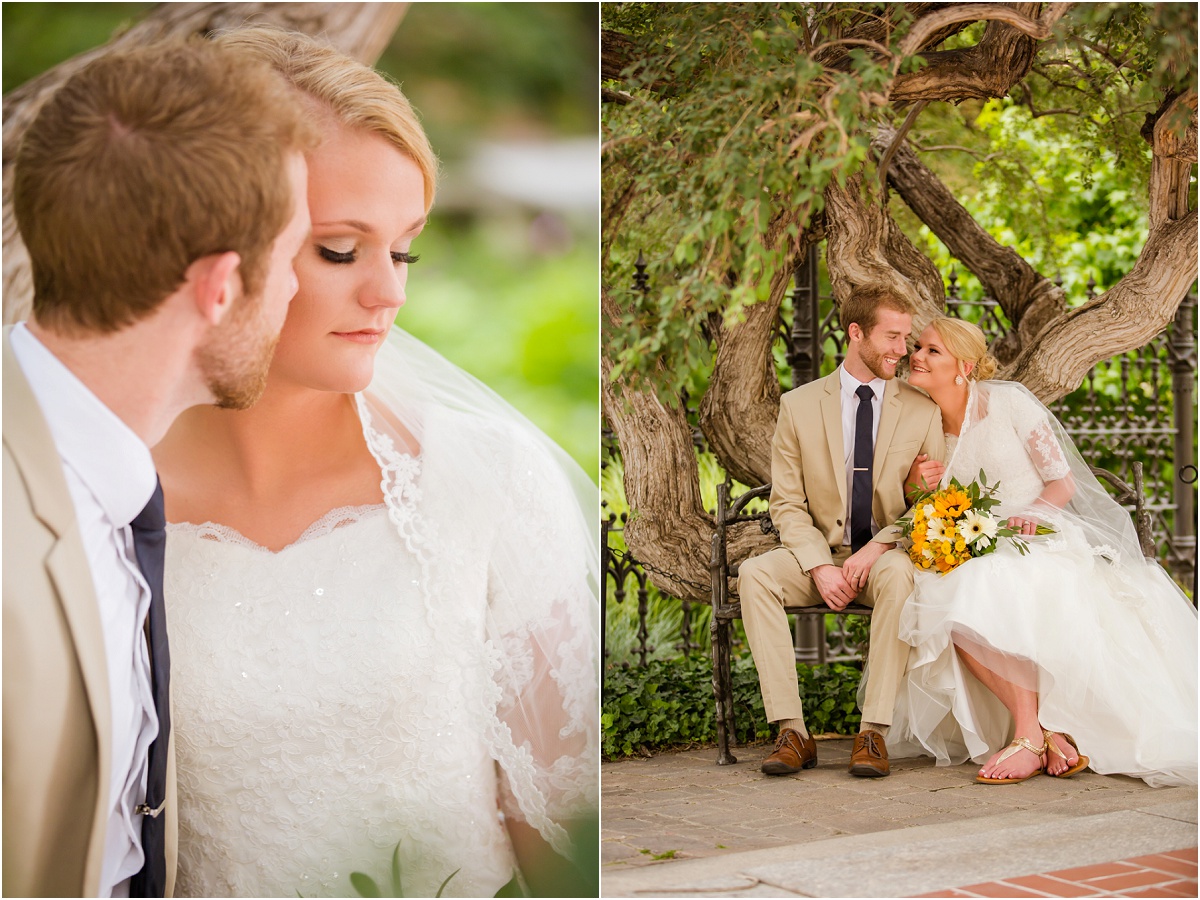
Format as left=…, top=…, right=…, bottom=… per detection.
left=163, top=506, right=515, bottom=898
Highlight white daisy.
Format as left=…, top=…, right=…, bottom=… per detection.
left=925, top=515, right=948, bottom=543
left=962, top=509, right=998, bottom=545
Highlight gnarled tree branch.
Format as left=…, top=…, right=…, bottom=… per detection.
left=871, top=123, right=1066, bottom=364
left=1008, top=211, right=1197, bottom=402
left=890, top=3, right=1061, bottom=104
left=824, top=172, right=945, bottom=330
left=603, top=289, right=775, bottom=602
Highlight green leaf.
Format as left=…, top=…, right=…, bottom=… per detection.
left=435, top=869, right=460, bottom=898
left=391, top=843, right=404, bottom=896
left=350, top=873, right=382, bottom=898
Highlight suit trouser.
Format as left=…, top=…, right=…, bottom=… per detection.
left=737, top=545, right=914, bottom=726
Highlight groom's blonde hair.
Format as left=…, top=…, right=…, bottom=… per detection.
left=14, top=38, right=317, bottom=335
left=216, top=27, right=438, bottom=211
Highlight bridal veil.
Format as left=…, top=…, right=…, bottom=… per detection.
left=356, top=326, right=599, bottom=855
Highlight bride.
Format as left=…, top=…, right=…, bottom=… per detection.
left=886, top=315, right=1196, bottom=788
left=153, top=28, right=598, bottom=898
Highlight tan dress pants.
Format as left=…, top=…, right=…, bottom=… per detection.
left=737, top=545, right=914, bottom=726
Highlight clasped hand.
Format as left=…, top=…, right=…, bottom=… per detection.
left=812, top=541, right=889, bottom=610
left=906, top=453, right=945, bottom=498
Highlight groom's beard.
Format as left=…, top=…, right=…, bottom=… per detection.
left=857, top=339, right=897, bottom=381
left=197, top=292, right=281, bottom=410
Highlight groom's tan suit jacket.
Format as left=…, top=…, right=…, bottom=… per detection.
left=740, top=366, right=945, bottom=723
left=3, top=329, right=177, bottom=897
left=770, top=368, right=945, bottom=569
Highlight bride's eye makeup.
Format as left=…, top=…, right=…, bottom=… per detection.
left=316, top=246, right=420, bottom=265
left=318, top=246, right=356, bottom=264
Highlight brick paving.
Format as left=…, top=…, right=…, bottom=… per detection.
left=916, top=847, right=1198, bottom=897
left=602, top=738, right=1198, bottom=897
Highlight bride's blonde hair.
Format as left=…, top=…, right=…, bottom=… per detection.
left=929, top=315, right=998, bottom=381
left=216, top=26, right=439, bottom=210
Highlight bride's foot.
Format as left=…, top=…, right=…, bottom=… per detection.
left=977, top=734, right=1045, bottom=783
left=1042, top=729, right=1089, bottom=777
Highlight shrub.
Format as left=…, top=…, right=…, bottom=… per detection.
left=601, top=652, right=863, bottom=758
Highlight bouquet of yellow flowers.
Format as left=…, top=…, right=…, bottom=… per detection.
left=896, top=470, right=1055, bottom=574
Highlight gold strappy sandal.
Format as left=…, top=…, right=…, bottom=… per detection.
left=1042, top=729, right=1089, bottom=778
left=976, top=735, right=1046, bottom=784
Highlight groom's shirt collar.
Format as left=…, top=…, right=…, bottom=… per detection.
left=10, top=322, right=156, bottom=526
left=838, top=365, right=885, bottom=405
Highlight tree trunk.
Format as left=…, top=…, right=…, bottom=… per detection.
left=1008, top=113, right=1199, bottom=403
left=1007, top=213, right=1197, bottom=401
left=696, top=211, right=817, bottom=488
left=602, top=290, right=713, bottom=604
left=823, top=173, right=945, bottom=327
left=697, top=272, right=785, bottom=488
left=3, top=2, right=408, bottom=324
left=872, top=124, right=1066, bottom=365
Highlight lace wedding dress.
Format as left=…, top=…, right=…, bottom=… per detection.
left=163, top=328, right=599, bottom=897
left=887, top=380, right=1197, bottom=787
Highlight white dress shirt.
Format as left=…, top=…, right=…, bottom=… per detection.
left=839, top=366, right=884, bottom=547
left=11, top=323, right=159, bottom=899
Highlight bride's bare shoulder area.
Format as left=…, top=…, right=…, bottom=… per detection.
left=152, top=420, right=219, bottom=525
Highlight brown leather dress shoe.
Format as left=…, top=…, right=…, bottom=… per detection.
left=761, top=727, right=818, bottom=775
left=849, top=729, right=890, bottom=777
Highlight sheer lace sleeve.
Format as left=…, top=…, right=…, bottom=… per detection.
left=486, top=434, right=599, bottom=857
left=1007, top=387, right=1072, bottom=482
left=358, top=329, right=600, bottom=860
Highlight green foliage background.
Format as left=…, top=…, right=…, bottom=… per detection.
left=602, top=653, right=863, bottom=758
left=3, top=2, right=599, bottom=477
left=602, top=2, right=1197, bottom=398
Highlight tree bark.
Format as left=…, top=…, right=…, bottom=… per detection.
left=890, top=3, right=1063, bottom=104
left=871, top=124, right=1066, bottom=364
left=1009, top=94, right=1199, bottom=402
left=824, top=173, right=945, bottom=328
left=696, top=209, right=817, bottom=488
left=603, top=290, right=776, bottom=603
left=1007, top=211, right=1197, bottom=402
left=3, top=2, right=408, bottom=324
left=696, top=270, right=786, bottom=488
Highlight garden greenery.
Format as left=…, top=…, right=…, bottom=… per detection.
left=603, top=2, right=1197, bottom=400
left=602, top=652, right=864, bottom=759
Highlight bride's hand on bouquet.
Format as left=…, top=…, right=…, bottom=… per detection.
left=1007, top=514, right=1040, bottom=535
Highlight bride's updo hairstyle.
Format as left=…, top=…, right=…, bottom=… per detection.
left=928, top=315, right=998, bottom=382
left=216, top=27, right=438, bottom=210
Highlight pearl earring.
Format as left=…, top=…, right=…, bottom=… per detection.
left=955, top=375, right=965, bottom=385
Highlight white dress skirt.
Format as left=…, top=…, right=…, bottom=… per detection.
left=886, top=381, right=1197, bottom=787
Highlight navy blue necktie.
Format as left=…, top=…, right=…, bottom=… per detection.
left=850, top=385, right=875, bottom=552
left=129, top=480, right=169, bottom=898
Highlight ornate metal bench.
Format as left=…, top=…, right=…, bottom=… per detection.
left=708, top=463, right=1154, bottom=765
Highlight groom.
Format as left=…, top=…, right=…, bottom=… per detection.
left=3, top=39, right=314, bottom=897
left=738, top=288, right=944, bottom=778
